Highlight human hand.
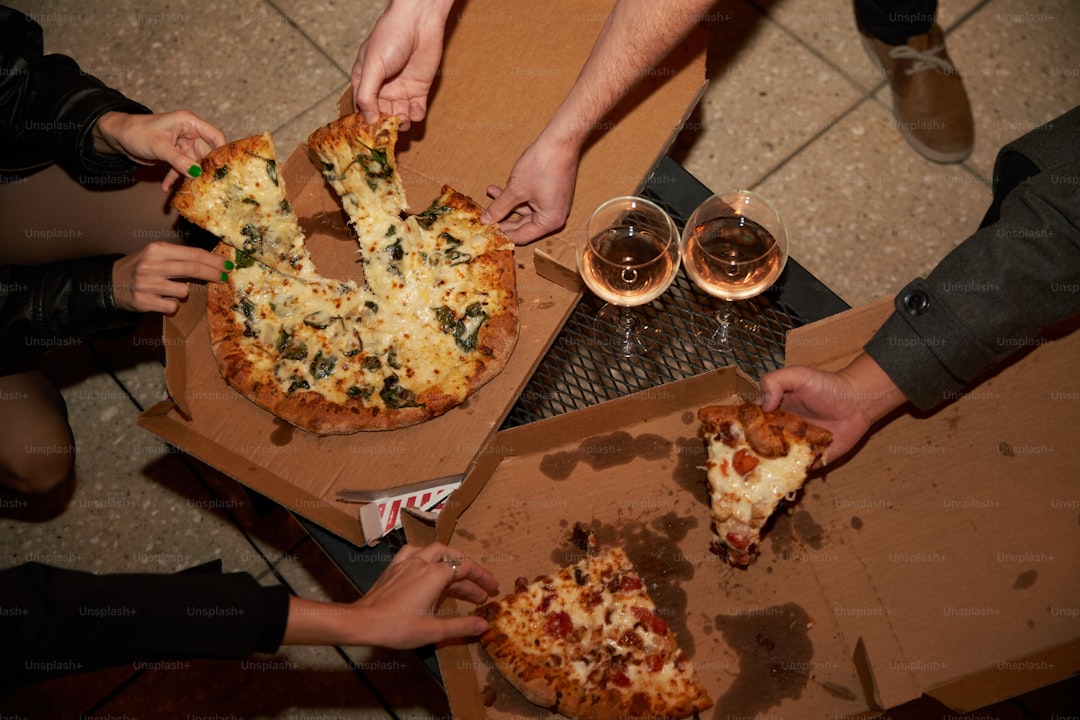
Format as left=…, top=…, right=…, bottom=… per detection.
left=111, top=243, right=228, bottom=314
left=757, top=353, right=909, bottom=461
left=344, top=542, right=498, bottom=649
left=93, top=110, right=226, bottom=191
left=351, top=0, right=455, bottom=129
left=481, top=138, right=580, bottom=245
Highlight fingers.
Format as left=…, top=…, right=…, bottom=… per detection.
left=353, top=50, right=386, bottom=125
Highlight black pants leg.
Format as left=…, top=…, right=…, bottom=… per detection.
left=854, top=0, right=938, bottom=44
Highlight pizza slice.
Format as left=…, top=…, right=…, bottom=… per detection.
left=698, top=402, right=832, bottom=567
left=306, top=112, right=407, bottom=240
left=172, top=132, right=316, bottom=278
left=477, top=539, right=712, bottom=719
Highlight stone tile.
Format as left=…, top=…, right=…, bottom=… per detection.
left=756, top=99, right=992, bottom=308
left=1, top=359, right=267, bottom=578
left=935, top=0, right=1080, bottom=178
left=274, top=0, right=389, bottom=74
left=92, top=648, right=395, bottom=720
left=271, top=85, right=352, bottom=159
left=758, top=0, right=983, bottom=93
left=14, top=0, right=347, bottom=143
left=672, top=4, right=864, bottom=194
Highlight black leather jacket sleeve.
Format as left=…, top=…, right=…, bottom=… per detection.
left=0, top=561, right=291, bottom=690
left=0, top=255, right=138, bottom=366
left=0, top=5, right=154, bottom=365
left=0, top=5, right=151, bottom=177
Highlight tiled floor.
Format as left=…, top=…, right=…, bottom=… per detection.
left=3, top=0, right=1078, bottom=718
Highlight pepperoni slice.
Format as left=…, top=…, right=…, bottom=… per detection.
left=544, top=611, right=572, bottom=639
left=732, top=448, right=759, bottom=476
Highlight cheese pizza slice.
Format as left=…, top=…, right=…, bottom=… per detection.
left=698, top=403, right=832, bottom=566
left=172, top=132, right=317, bottom=279
left=477, top=542, right=712, bottom=720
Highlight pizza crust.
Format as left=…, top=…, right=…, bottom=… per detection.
left=175, top=114, right=519, bottom=435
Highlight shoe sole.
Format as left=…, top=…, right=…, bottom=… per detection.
left=859, top=34, right=972, bottom=164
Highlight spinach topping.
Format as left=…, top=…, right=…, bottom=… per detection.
left=233, top=249, right=255, bottom=269
left=213, top=165, right=229, bottom=180
left=310, top=351, right=336, bottom=380
left=266, top=159, right=279, bottom=186
left=440, top=232, right=472, bottom=266
left=362, top=356, right=382, bottom=372
left=358, top=144, right=392, bottom=191
left=387, top=346, right=402, bottom=370
left=276, top=331, right=308, bottom=361
left=240, top=224, right=263, bottom=252
left=364, top=300, right=379, bottom=314
left=414, top=202, right=452, bottom=229
left=433, top=303, right=489, bottom=352
left=287, top=378, right=310, bottom=394
left=380, top=375, right=422, bottom=409
left=346, top=385, right=374, bottom=399
left=385, top=238, right=404, bottom=275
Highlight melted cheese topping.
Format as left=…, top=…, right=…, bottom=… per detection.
left=218, top=136, right=512, bottom=415
left=705, top=428, right=815, bottom=528
left=488, top=549, right=707, bottom=713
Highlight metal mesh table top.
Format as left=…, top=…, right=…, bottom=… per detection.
left=502, top=157, right=847, bottom=428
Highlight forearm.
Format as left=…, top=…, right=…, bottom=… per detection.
left=282, top=596, right=367, bottom=647
left=536, top=0, right=714, bottom=152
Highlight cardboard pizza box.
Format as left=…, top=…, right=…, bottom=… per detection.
left=137, top=0, right=708, bottom=546
left=416, top=299, right=1080, bottom=718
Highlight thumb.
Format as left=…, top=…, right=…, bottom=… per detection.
left=481, top=185, right=518, bottom=225
left=758, top=367, right=810, bottom=411
left=433, top=615, right=489, bottom=643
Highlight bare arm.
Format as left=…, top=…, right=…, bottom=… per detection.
left=281, top=542, right=497, bottom=650
left=482, top=0, right=716, bottom=243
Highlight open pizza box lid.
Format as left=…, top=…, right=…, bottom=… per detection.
left=411, top=299, right=1080, bottom=718
left=137, top=0, right=707, bottom=546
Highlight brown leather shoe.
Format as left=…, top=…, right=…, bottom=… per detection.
left=861, top=23, right=974, bottom=163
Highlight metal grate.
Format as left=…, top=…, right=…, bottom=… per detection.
left=502, top=184, right=799, bottom=428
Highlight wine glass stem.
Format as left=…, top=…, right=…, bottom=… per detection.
left=714, top=301, right=738, bottom=326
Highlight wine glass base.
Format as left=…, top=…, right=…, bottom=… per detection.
left=593, top=303, right=662, bottom=358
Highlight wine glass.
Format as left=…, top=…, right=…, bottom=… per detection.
left=576, top=196, right=680, bottom=357
left=680, top=189, right=789, bottom=348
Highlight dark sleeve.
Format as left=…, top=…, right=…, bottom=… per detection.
left=0, top=561, right=291, bottom=690
left=0, top=6, right=152, bottom=177
left=0, top=255, right=138, bottom=367
left=865, top=108, right=1080, bottom=410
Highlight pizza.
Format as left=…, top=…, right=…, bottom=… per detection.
left=476, top=531, right=712, bottom=719
left=171, top=114, right=518, bottom=434
left=698, top=402, right=832, bottom=566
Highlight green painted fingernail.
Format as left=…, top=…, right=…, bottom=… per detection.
left=188, top=164, right=202, bottom=177
left=220, top=271, right=229, bottom=282
left=224, top=260, right=234, bottom=271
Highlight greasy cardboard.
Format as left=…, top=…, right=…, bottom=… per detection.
left=137, top=0, right=707, bottom=546
left=427, top=302, right=1080, bottom=718
left=783, top=300, right=1080, bottom=714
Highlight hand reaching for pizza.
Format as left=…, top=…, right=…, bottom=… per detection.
left=351, top=0, right=455, bottom=129
left=758, top=353, right=909, bottom=461
left=346, top=542, right=498, bottom=649
left=92, top=110, right=226, bottom=191
left=111, top=242, right=228, bottom=315
left=282, top=542, right=498, bottom=650
left=481, top=137, right=580, bottom=245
